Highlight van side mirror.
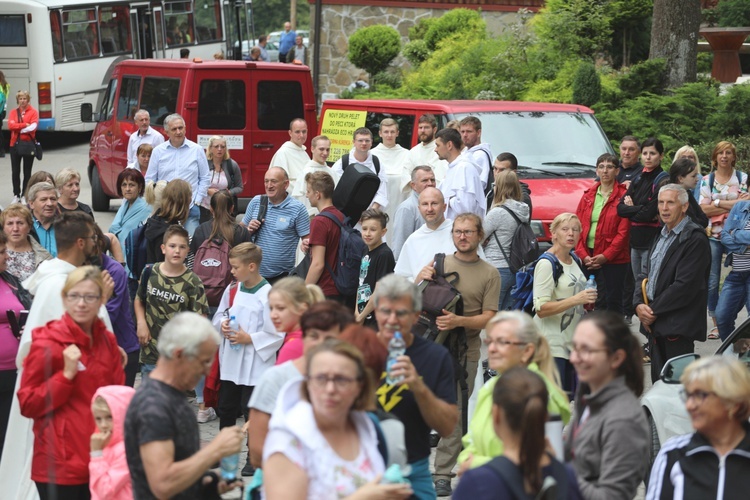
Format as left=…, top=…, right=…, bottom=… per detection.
left=660, top=353, right=699, bottom=384
left=81, top=103, right=95, bottom=123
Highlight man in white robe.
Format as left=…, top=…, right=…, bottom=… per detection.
left=372, top=118, right=411, bottom=236
left=292, top=135, right=338, bottom=216
left=435, top=128, right=486, bottom=220
left=407, top=114, right=448, bottom=183
left=269, top=118, right=310, bottom=193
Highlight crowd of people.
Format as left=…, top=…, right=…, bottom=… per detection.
left=0, top=104, right=749, bottom=500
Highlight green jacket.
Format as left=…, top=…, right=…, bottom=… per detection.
left=457, top=362, right=571, bottom=469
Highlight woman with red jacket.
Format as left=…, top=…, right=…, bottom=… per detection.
left=575, top=153, right=631, bottom=315
left=18, top=266, right=125, bottom=500
left=8, top=90, right=39, bottom=204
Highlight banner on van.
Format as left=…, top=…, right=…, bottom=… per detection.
left=197, top=135, right=244, bottom=150
left=320, top=110, right=366, bottom=162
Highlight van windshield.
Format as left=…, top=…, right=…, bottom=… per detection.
left=454, top=111, right=613, bottom=179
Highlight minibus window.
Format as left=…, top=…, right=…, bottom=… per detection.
left=117, top=77, right=142, bottom=121
left=100, top=79, right=117, bottom=121
left=198, top=80, right=245, bottom=129
left=140, top=77, right=181, bottom=126
left=257, top=81, right=304, bottom=130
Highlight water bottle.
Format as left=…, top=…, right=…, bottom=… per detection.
left=220, top=452, right=239, bottom=481
left=385, top=332, right=406, bottom=385
left=228, top=315, right=241, bottom=351
left=584, top=275, right=597, bottom=311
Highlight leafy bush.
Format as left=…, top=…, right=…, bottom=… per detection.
left=717, top=0, right=750, bottom=27
left=618, top=58, right=668, bottom=98
left=522, top=60, right=581, bottom=103
left=697, top=52, right=714, bottom=74
left=403, top=39, right=430, bottom=67
left=347, top=26, right=401, bottom=79
left=572, top=62, right=602, bottom=106
left=714, top=83, right=750, bottom=137
left=372, top=70, right=402, bottom=90
left=423, top=9, right=485, bottom=51
left=532, top=0, right=612, bottom=64
left=408, top=17, right=437, bottom=41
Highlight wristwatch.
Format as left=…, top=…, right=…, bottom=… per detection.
left=714, top=199, right=721, bottom=208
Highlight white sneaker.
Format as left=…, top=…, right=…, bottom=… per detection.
left=11, top=196, right=20, bottom=205
left=21, top=196, right=26, bottom=205
left=197, top=407, right=217, bottom=423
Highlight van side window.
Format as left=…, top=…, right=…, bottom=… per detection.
left=257, top=81, right=304, bottom=130
left=366, top=112, right=415, bottom=150
left=198, top=80, right=245, bottom=130
left=140, top=77, right=180, bottom=126
left=100, top=79, right=117, bottom=121
left=117, top=76, right=142, bottom=122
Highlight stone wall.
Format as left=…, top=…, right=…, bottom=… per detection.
left=312, top=5, right=527, bottom=96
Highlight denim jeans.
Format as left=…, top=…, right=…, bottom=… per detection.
left=708, top=238, right=724, bottom=316
left=195, top=374, right=206, bottom=404
left=715, top=270, right=750, bottom=341
left=630, top=247, right=649, bottom=279
left=141, top=363, right=156, bottom=378
left=184, top=204, right=201, bottom=237
left=497, top=267, right=513, bottom=311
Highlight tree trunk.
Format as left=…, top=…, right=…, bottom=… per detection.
left=649, top=0, right=701, bottom=88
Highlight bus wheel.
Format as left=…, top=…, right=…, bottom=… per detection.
left=91, top=167, right=111, bottom=212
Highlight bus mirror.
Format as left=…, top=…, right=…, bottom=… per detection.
left=80, top=103, right=94, bottom=122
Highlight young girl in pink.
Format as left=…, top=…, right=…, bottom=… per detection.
left=89, top=385, right=136, bottom=500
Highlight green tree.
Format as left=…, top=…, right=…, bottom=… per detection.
left=423, top=9, right=485, bottom=51
left=572, top=62, right=602, bottom=106
left=348, top=26, right=401, bottom=82
left=717, top=0, right=750, bottom=27
left=532, top=0, right=612, bottom=64
left=252, top=0, right=309, bottom=37
left=606, top=0, right=653, bottom=67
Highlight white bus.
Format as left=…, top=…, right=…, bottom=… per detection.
left=0, top=0, right=228, bottom=132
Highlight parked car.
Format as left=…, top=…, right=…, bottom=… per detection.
left=236, top=40, right=280, bottom=61
left=641, top=316, right=750, bottom=481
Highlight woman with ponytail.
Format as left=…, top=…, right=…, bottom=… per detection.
left=457, top=311, right=570, bottom=473
left=454, top=366, right=582, bottom=499
left=565, top=311, right=649, bottom=500
left=190, top=190, right=251, bottom=255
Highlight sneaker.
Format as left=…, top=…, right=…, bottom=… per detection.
left=197, top=407, right=217, bottom=423
left=241, top=460, right=255, bottom=477
left=434, top=478, right=452, bottom=497
left=11, top=196, right=20, bottom=205
left=624, top=315, right=633, bottom=326
left=20, top=196, right=26, bottom=205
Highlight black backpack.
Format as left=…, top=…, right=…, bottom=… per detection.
left=341, top=153, right=380, bottom=175
left=493, top=205, right=540, bottom=274
left=317, top=211, right=368, bottom=298
left=412, top=253, right=469, bottom=434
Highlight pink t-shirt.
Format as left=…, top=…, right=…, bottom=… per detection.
left=275, top=328, right=303, bottom=365
left=0, top=279, right=24, bottom=370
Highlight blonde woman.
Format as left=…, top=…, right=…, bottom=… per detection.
left=269, top=276, right=324, bottom=364
left=56, top=168, right=94, bottom=218
left=201, top=135, right=243, bottom=222
left=8, top=90, right=39, bottom=204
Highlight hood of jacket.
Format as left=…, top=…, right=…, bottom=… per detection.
left=92, top=385, right=135, bottom=448
left=503, top=199, right=531, bottom=222
left=144, top=215, right=171, bottom=242
left=21, top=258, right=76, bottom=296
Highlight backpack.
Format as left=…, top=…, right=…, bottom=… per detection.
left=412, top=253, right=470, bottom=434
left=250, top=195, right=269, bottom=243
left=317, top=211, right=368, bottom=297
left=493, top=205, right=540, bottom=274
left=486, top=453, right=570, bottom=500
left=510, top=251, right=585, bottom=316
left=341, top=152, right=380, bottom=175
left=478, top=148, right=494, bottom=198
left=124, top=221, right=149, bottom=280
left=708, top=170, right=744, bottom=192
left=193, top=237, right=233, bottom=307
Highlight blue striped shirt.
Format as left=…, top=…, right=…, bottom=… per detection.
left=145, top=138, right=210, bottom=206
left=242, top=194, right=310, bottom=277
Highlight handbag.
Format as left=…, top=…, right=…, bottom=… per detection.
left=13, top=109, right=42, bottom=160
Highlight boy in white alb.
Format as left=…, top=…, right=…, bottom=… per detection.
left=292, top=135, right=338, bottom=216
left=212, top=242, right=283, bottom=472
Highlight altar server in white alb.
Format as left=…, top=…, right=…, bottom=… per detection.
left=270, top=118, right=311, bottom=194
left=292, top=134, right=338, bottom=216
left=435, top=127, right=486, bottom=220
left=372, top=118, right=411, bottom=235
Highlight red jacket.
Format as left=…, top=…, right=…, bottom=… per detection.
left=18, top=313, right=125, bottom=485
left=8, top=104, right=39, bottom=145
left=575, top=182, right=631, bottom=265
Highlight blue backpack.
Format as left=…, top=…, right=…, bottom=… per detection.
left=317, top=211, right=367, bottom=298
left=510, top=251, right=585, bottom=316
left=124, top=221, right=149, bottom=280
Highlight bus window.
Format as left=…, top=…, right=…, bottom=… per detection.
left=257, top=81, right=303, bottom=131
left=49, top=12, right=64, bottom=62
left=195, top=0, right=222, bottom=43
left=99, top=6, right=131, bottom=55
left=198, top=80, right=245, bottom=130
left=62, top=8, right=99, bottom=60
left=140, top=77, right=180, bottom=126
left=0, top=15, right=26, bottom=46
left=117, top=77, right=141, bottom=121
left=100, top=79, right=118, bottom=121
left=164, top=1, right=194, bottom=46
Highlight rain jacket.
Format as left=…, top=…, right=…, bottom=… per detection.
left=89, top=385, right=136, bottom=500
left=575, top=181, right=631, bottom=265
left=18, top=313, right=125, bottom=484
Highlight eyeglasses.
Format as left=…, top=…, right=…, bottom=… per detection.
left=485, top=337, right=528, bottom=348
left=567, top=343, right=608, bottom=358
left=679, top=389, right=715, bottom=404
left=65, top=293, right=101, bottom=304
left=376, top=308, right=412, bottom=319
left=452, top=229, right=477, bottom=237
left=307, top=374, right=361, bottom=390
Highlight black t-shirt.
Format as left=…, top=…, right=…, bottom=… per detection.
left=356, top=243, right=395, bottom=326
left=375, top=335, right=456, bottom=463
left=58, top=202, right=95, bottom=220
left=616, top=161, right=643, bottom=184
left=125, top=376, right=202, bottom=499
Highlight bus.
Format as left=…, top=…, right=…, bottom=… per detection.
left=0, top=0, right=230, bottom=132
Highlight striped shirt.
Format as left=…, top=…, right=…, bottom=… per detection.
left=732, top=219, right=750, bottom=272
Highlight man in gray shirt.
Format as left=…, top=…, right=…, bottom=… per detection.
left=392, top=165, right=435, bottom=260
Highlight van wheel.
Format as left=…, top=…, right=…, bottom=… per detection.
left=644, top=413, right=660, bottom=488
left=90, top=167, right=110, bottom=212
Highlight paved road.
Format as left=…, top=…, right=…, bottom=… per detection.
left=2, top=133, right=740, bottom=499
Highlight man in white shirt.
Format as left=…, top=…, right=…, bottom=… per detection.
left=269, top=118, right=310, bottom=193
left=332, top=127, right=388, bottom=211
left=436, top=128, right=485, bottom=220
left=127, top=109, right=165, bottom=165
left=392, top=165, right=435, bottom=260
left=395, top=187, right=456, bottom=281
left=459, top=116, right=492, bottom=193
left=373, top=118, right=411, bottom=237
left=407, top=114, right=448, bottom=183
left=292, top=135, right=338, bottom=216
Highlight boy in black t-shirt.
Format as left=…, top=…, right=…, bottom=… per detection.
left=355, top=209, right=395, bottom=328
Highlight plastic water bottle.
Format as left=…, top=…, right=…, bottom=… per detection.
left=385, top=332, right=406, bottom=385
left=220, top=452, right=239, bottom=481
left=228, top=316, right=241, bottom=351
left=584, top=275, right=597, bottom=311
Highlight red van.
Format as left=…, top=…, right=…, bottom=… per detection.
left=319, top=99, right=613, bottom=243
left=82, top=59, right=317, bottom=211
